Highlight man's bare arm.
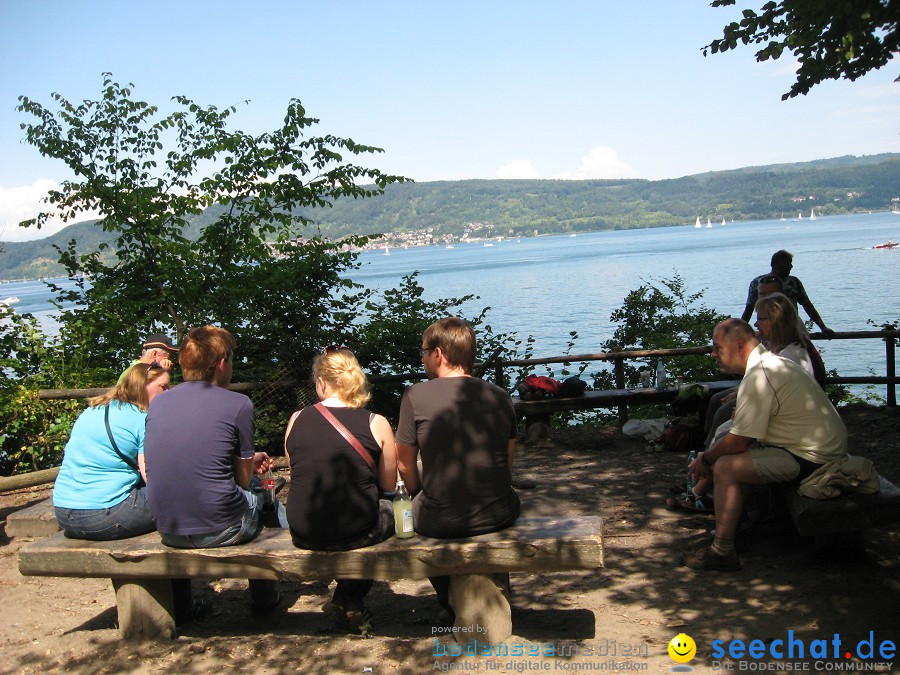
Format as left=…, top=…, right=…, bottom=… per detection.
left=233, top=452, right=270, bottom=489
left=396, top=442, right=421, bottom=494
left=800, top=299, right=833, bottom=335
left=689, top=432, right=753, bottom=481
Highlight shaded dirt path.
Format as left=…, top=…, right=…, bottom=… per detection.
left=1, top=404, right=898, bottom=674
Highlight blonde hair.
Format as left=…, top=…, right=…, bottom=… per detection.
left=755, top=292, right=802, bottom=353
left=312, top=348, right=371, bottom=409
left=90, top=363, right=168, bottom=412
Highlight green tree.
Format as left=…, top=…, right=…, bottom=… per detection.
left=16, top=74, right=407, bottom=381
left=0, top=308, right=84, bottom=472
left=599, top=274, right=729, bottom=389
left=705, top=0, right=900, bottom=99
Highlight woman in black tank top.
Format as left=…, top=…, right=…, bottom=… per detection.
left=284, top=346, right=398, bottom=632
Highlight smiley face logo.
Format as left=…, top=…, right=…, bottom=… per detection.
left=667, top=633, right=696, bottom=664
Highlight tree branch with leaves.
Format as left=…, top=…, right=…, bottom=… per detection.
left=705, top=0, right=900, bottom=99
left=16, top=73, right=408, bottom=377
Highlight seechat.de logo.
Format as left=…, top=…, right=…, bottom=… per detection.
left=711, top=630, right=896, bottom=661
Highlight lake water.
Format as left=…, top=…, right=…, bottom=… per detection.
left=4, top=212, right=899, bottom=393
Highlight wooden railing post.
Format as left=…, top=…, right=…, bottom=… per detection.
left=613, top=355, right=627, bottom=424
left=885, top=325, right=897, bottom=408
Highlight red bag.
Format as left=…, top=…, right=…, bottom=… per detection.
left=522, top=375, right=561, bottom=395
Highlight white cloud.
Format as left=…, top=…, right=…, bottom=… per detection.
left=496, top=159, right=542, bottom=179
left=855, top=81, right=900, bottom=101
left=0, top=179, right=68, bottom=242
left=553, top=146, right=640, bottom=180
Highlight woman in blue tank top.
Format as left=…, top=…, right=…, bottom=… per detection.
left=53, top=362, right=170, bottom=539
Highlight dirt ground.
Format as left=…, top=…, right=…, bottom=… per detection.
left=1, top=403, right=898, bottom=675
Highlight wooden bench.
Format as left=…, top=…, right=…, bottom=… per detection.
left=785, top=476, right=900, bottom=544
left=6, top=497, right=59, bottom=538
left=513, top=380, right=736, bottom=430
left=18, top=516, right=603, bottom=642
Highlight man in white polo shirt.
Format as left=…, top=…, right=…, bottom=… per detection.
left=684, top=318, right=847, bottom=572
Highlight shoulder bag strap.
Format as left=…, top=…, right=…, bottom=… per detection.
left=104, top=404, right=140, bottom=473
left=314, top=402, right=377, bottom=475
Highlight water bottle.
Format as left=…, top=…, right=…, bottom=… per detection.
left=656, top=360, right=666, bottom=390
left=686, top=451, right=697, bottom=494
left=686, top=451, right=705, bottom=509
left=393, top=480, right=415, bottom=539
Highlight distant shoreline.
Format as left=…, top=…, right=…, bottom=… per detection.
left=3, top=207, right=898, bottom=282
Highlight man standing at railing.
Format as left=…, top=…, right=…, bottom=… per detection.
left=684, top=318, right=847, bottom=572
left=396, top=317, right=520, bottom=621
left=741, top=249, right=835, bottom=336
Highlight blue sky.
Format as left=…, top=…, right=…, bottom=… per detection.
left=1, top=0, right=898, bottom=241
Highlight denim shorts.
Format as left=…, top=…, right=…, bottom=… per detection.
left=55, top=486, right=156, bottom=540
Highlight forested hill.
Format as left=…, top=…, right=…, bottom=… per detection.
left=2, top=153, right=898, bottom=280
left=302, top=153, right=900, bottom=239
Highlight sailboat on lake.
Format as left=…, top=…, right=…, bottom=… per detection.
left=695, top=217, right=702, bottom=229
left=810, top=208, right=817, bottom=220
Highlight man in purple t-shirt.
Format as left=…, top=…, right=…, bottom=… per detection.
left=145, top=326, right=283, bottom=612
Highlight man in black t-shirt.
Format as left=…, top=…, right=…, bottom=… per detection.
left=396, top=317, right=520, bottom=539
left=396, top=317, right=520, bottom=623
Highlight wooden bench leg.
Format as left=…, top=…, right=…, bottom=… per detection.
left=524, top=413, right=552, bottom=443
left=448, top=572, right=512, bottom=645
left=112, top=578, right=176, bottom=640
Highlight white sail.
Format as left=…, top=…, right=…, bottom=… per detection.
left=706, top=217, right=712, bottom=228
left=810, top=208, right=816, bottom=220
left=695, top=217, right=702, bottom=228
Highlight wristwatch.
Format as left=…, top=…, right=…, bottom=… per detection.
left=700, top=452, right=713, bottom=467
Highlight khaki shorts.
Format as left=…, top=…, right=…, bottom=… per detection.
left=750, top=445, right=801, bottom=483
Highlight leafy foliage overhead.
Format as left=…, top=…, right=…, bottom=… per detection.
left=705, top=0, right=900, bottom=99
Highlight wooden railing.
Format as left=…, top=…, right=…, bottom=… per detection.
left=36, top=328, right=898, bottom=407
left=489, top=328, right=898, bottom=407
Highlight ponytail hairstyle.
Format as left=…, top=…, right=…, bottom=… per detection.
left=312, top=347, right=371, bottom=409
